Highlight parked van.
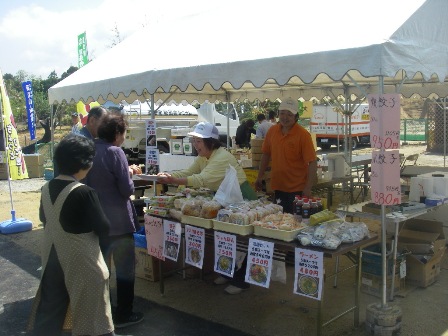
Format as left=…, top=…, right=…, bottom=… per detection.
left=310, top=104, right=370, bottom=150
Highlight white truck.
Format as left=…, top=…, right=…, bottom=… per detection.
left=310, top=104, right=370, bottom=150
left=121, top=101, right=240, bottom=164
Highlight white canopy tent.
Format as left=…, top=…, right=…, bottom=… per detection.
left=48, top=0, right=448, bottom=106
left=47, top=0, right=448, bottom=310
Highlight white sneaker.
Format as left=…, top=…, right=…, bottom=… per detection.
left=214, top=276, right=229, bottom=285
left=224, top=285, right=248, bottom=295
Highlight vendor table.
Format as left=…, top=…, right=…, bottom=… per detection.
left=400, top=165, right=448, bottom=178
left=153, top=217, right=377, bottom=336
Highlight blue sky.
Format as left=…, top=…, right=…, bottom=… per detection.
left=0, top=0, right=212, bottom=78
left=0, top=0, right=427, bottom=79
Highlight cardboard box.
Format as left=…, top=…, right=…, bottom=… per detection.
left=406, top=247, right=445, bottom=287
left=135, top=247, right=160, bottom=282
left=397, top=218, right=446, bottom=255
left=23, top=154, right=44, bottom=166
left=361, top=272, right=404, bottom=298
left=27, top=164, right=44, bottom=178
left=250, top=138, right=264, bottom=148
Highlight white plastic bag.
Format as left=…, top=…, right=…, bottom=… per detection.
left=213, top=164, right=243, bottom=207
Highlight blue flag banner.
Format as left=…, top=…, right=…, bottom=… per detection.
left=21, top=81, right=36, bottom=141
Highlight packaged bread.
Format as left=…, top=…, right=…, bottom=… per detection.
left=200, top=200, right=222, bottom=219
left=181, top=200, right=201, bottom=217
left=216, top=209, right=233, bottom=222
left=229, top=212, right=249, bottom=226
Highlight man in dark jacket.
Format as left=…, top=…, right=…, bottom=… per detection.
left=235, top=119, right=256, bottom=148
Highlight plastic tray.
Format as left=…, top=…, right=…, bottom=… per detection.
left=253, top=226, right=302, bottom=242
left=181, top=215, right=213, bottom=229
left=212, top=220, right=254, bottom=236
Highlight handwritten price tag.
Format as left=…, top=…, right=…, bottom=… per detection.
left=370, top=149, right=401, bottom=205
left=368, top=94, right=401, bottom=150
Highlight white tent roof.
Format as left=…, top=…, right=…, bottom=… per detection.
left=48, top=0, right=448, bottom=104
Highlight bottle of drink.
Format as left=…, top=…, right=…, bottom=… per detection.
left=301, top=198, right=310, bottom=224
left=310, top=199, right=318, bottom=216
left=316, top=198, right=324, bottom=212
left=293, top=195, right=303, bottom=221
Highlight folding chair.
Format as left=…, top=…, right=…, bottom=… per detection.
left=400, top=153, right=419, bottom=173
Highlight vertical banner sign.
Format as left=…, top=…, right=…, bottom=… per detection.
left=162, top=220, right=182, bottom=262
left=0, top=70, right=28, bottom=180
left=185, top=225, right=205, bottom=269
left=214, top=231, right=236, bottom=277
left=77, top=32, right=89, bottom=68
left=294, top=248, right=323, bottom=300
left=144, top=215, right=165, bottom=260
left=21, top=81, right=36, bottom=140
left=368, top=93, right=401, bottom=205
left=368, top=94, right=401, bottom=150
left=245, top=238, right=274, bottom=288
left=371, top=149, right=401, bottom=205
left=145, top=119, right=159, bottom=174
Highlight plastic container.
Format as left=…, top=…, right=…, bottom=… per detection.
left=293, top=195, right=303, bottom=220
left=301, top=198, right=310, bottom=224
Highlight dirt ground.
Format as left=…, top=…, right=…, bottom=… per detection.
left=2, top=140, right=448, bottom=335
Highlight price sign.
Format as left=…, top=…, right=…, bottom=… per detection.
left=144, top=215, right=165, bottom=260
left=294, top=248, right=323, bottom=300
left=214, top=231, right=237, bottom=277
left=146, top=119, right=157, bottom=148
left=245, top=238, right=274, bottom=289
left=368, top=94, right=401, bottom=150
left=370, top=149, right=401, bottom=205
left=162, top=220, right=181, bottom=261
left=185, top=225, right=205, bottom=269
left=146, top=148, right=159, bottom=166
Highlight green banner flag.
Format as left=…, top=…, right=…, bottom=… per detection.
left=77, top=32, right=89, bottom=68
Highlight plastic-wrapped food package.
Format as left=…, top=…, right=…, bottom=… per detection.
left=200, top=200, right=222, bottom=219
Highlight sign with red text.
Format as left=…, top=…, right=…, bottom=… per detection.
left=368, top=93, right=401, bottom=150
left=185, top=225, right=205, bottom=269
left=162, top=220, right=182, bottom=261
left=294, top=248, right=323, bottom=300
left=214, top=231, right=237, bottom=277
left=370, top=149, right=401, bottom=205
left=245, top=238, right=274, bottom=288
left=144, top=215, right=165, bottom=260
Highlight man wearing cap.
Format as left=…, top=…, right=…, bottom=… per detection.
left=255, top=98, right=317, bottom=214
left=71, top=112, right=83, bottom=134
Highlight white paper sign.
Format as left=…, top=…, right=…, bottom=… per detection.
left=245, top=238, right=274, bottom=288
left=214, top=231, right=237, bottom=277
left=368, top=93, right=401, bottom=150
left=145, top=119, right=157, bottom=148
left=162, top=220, right=181, bottom=262
left=294, top=248, right=324, bottom=300
left=185, top=225, right=205, bottom=269
left=370, top=149, right=401, bottom=205
left=144, top=215, right=165, bottom=260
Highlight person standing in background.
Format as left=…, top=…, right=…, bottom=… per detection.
left=268, top=110, right=277, bottom=124
left=255, top=98, right=317, bottom=214
left=85, top=112, right=143, bottom=329
left=255, top=113, right=273, bottom=139
left=70, top=112, right=82, bottom=134
left=80, top=106, right=109, bottom=139
left=235, top=119, right=256, bottom=148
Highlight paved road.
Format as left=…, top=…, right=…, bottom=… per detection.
left=0, top=234, right=251, bottom=336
